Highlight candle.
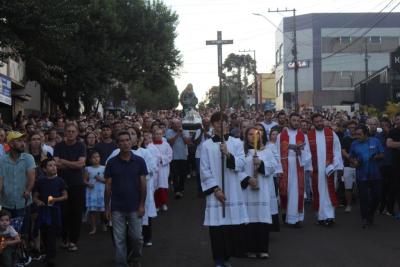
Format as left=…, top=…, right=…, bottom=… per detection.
left=48, top=196, right=54, bottom=206
left=254, top=130, right=258, bottom=152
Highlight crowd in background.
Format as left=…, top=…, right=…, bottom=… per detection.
left=0, top=106, right=399, bottom=267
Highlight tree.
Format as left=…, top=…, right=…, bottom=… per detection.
left=1, top=0, right=181, bottom=115
left=222, top=53, right=256, bottom=108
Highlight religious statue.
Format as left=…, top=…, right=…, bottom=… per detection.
left=180, top=83, right=198, bottom=114
left=180, top=83, right=201, bottom=131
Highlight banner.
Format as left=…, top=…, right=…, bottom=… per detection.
left=0, top=75, right=11, bottom=105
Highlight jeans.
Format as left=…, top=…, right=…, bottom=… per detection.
left=112, top=211, right=143, bottom=267
left=357, top=179, right=382, bottom=222
left=305, top=171, right=312, bottom=200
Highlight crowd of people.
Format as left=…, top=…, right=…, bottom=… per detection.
left=0, top=107, right=399, bottom=267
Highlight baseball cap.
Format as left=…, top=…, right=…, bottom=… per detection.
left=7, top=131, right=25, bottom=143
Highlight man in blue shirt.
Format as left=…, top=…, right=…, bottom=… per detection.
left=0, top=131, right=35, bottom=217
left=166, top=119, right=191, bottom=199
left=105, top=131, right=147, bottom=267
left=349, top=125, right=384, bottom=228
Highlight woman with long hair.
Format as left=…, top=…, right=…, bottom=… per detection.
left=240, top=127, right=278, bottom=259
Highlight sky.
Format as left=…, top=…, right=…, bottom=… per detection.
left=162, top=0, right=400, bottom=102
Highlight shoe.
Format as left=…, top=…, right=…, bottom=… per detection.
left=259, top=252, right=270, bottom=259
left=174, top=192, right=183, bottom=199
left=345, top=206, right=352, bottom=213
left=316, top=220, right=325, bottom=226
left=144, top=241, right=153, bottom=247
left=60, top=242, right=70, bottom=249
left=294, top=222, right=302, bottom=229
left=31, top=250, right=46, bottom=261
left=102, top=224, right=108, bottom=232
left=17, top=256, right=32, bottom=266
left=246, top=252, right=257, bottom=258
left=89, top=229, right=96, bottom=235
left=223, top=262, right=233, bottom=267
left=385, top=211, right=394, bottom=216
left=68, top=243, right=78, bottom=252
left=325, top=219, right=335, bottom=227
left=161, top=204, right=168, bottom=211
left=362, top=219, right=370, bottom=229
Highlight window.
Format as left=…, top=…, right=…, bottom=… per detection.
left=369, top=36, right=381, bottom=44
left=340, top=71, right=352, bottom=78
left=275, top=44, right=283, bottom=66
left=340, top=36, right=351, bottom=44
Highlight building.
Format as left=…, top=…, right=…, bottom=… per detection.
left=354, top=47, right=400, bottom=110
left=257, top=72, right=276, bottom=110
left=274, top=13, right=400, bottom=110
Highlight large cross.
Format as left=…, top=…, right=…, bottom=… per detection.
left=206, top=31, right=233, bottom=218
left=206, top=31, right=233, bottom=77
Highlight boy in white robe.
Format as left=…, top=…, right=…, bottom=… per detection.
left=200, top=112, right=248, bottom=267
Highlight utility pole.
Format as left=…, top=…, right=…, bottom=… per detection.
left=239, top=49, right=259, bottom=111
left=206, top=31, right=233, bottom=218
left=269, top=8, right=298, bottom=112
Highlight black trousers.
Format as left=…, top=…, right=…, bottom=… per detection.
left=379, top=166, right=392, bottom=212
left=171, top=160, right=188, bottom=193
left=243, top=223, right=270, bottom=254
left=61, top=185, right=84, bottom=244
left=387, top=168, right=400, bottom=214
left=209, top=225, right=245, bottom=262
left=41, top=224, right=57, bottom=261
left=142, top=218, right=152, bottom=243
left=357, top=180, right=382, bottom=222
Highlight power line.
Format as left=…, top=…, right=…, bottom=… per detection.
left=322, top=1, right=400, bottom=60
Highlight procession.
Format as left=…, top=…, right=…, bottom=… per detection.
left=1, top=1, right=400, bottom=267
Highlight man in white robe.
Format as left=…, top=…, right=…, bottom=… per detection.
left=200, top=112, right=248, bottom=267
left=276, top=113, right=312, bottom=227
left=308, top=113, right=343, bottom=226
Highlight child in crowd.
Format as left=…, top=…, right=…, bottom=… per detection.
left=33, top=158, right=68, bottom=267
left=83, top=151, right=106, bottom=234
left=0, top=210, right=21, bottom=267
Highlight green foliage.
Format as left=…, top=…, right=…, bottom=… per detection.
left=129, top=76, right=179, bottom=112
left=360, top=105, right=380, bottom=117
left=0, top=0, right=181, bottom=115
left=384, top=101, right=400, bottom=119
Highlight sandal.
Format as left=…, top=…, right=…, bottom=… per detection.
left=68, top=243, right=78, bottom=252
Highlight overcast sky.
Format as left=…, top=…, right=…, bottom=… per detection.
left=162, top=0, right=399, bottom=102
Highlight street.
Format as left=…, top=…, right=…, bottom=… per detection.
left=33, top=178, right=400, bottom=267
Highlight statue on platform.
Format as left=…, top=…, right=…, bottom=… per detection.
left=180, top=83, right=201, bottom=131
left=180, top=83, right=198, bottom=114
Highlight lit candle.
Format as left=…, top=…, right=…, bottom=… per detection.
left=48, top=196, right=54, bottom=206
left=254, top=130, right=258, bottom=152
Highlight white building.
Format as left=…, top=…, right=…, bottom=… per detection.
left=274, top=13, right=400, bottom=110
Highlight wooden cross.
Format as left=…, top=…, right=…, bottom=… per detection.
left=206, top=31, right=233, bottom=218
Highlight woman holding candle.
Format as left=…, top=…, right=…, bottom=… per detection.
left=33, top=158, right=68, bottom=267
left=239, top=127, right=278, bottom=259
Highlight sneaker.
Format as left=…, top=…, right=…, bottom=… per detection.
left=144, top=241, right=153, bottom=247
left=246, top=252, right=257, bottom=258
left=345, top=206, right=352, bottom=213
left=102, top=224, right=108, bottom=232
left=259, top=252, right=270, bottom=259
left=161, top=204, right=168, bottom=212
left=223, top=262, right=233, bottom=267
left=174, top=192, right=183, bottom=199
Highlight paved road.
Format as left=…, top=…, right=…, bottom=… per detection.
left=32, top=178, right=400, bottom=267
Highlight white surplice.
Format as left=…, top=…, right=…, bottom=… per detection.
left=314, top=130, right=343, bottom=220
left=200, top=136, right=249, bottom=226
left=276, top=128, right=312, bottom=224
left=153, top=141, right=173, bottom=189
left=239, top=147, right=277, bottom=223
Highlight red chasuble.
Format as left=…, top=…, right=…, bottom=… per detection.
left=307, top=128, right=338, bottom=211
left=279, top=128, right=305, bottom=212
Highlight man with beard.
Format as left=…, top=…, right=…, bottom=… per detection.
left=260, top=110, right=278, bottom=141
left=308, top=114, right=343, bottom=226
left=0, top=131, right=35, bottom=218
left=276, top=113, right=312, bottom=228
